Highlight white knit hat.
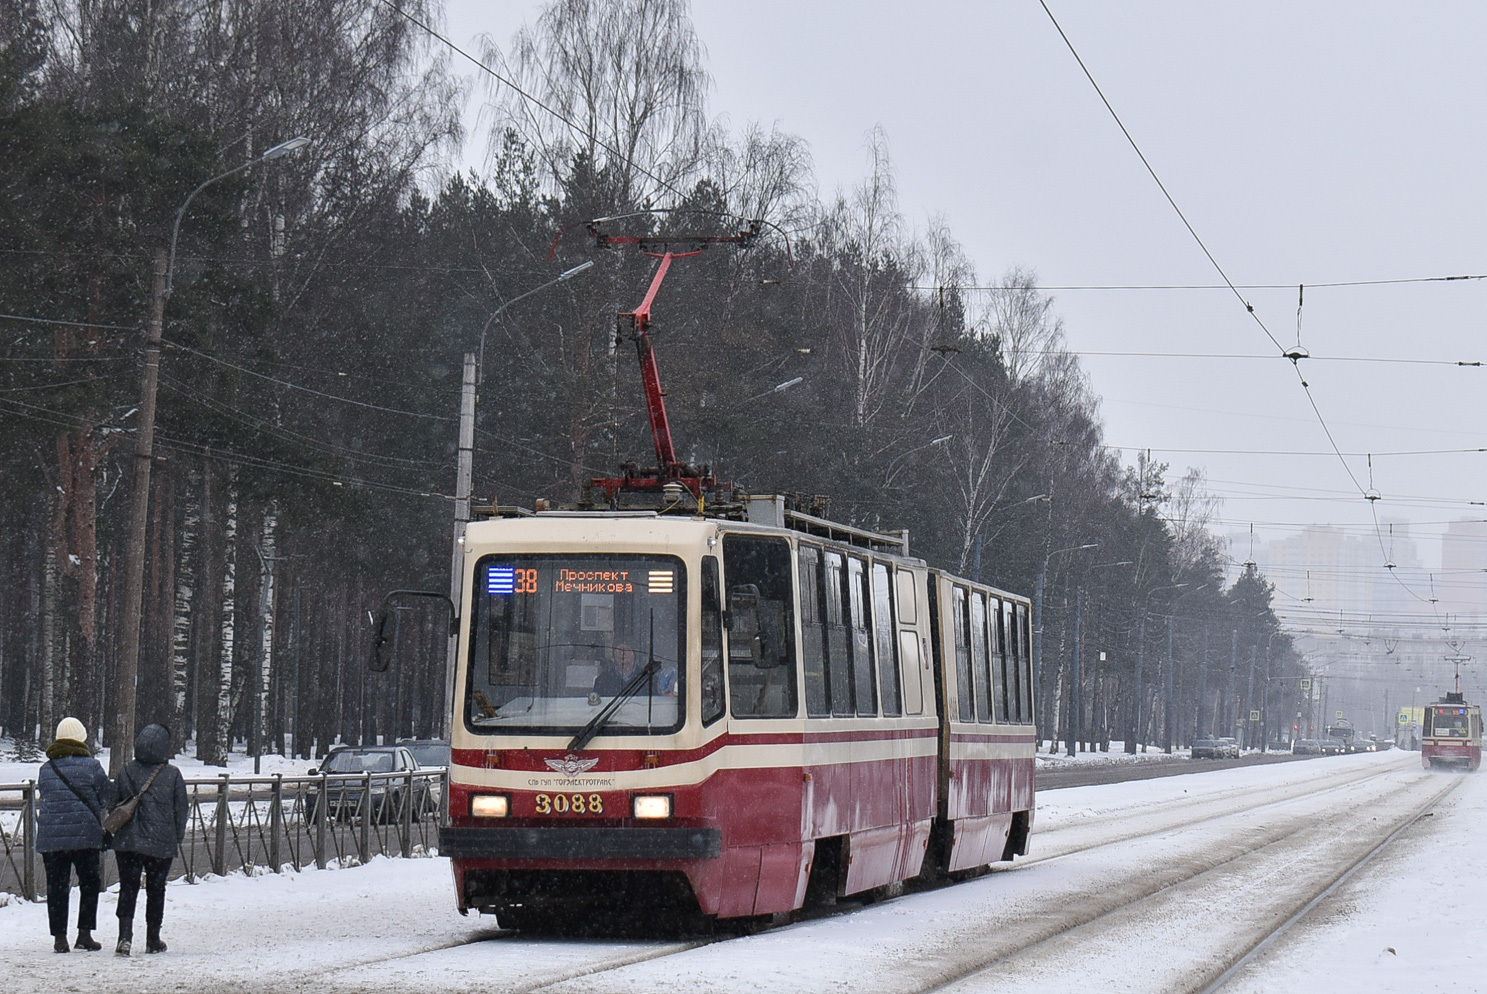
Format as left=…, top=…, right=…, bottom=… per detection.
left=55, top=716, right=87, bottom=744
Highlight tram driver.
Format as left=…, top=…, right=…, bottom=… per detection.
left=591, top=642, right=677, bottom=698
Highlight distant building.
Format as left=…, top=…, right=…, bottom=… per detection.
left=1439, top=519, right=1487, bottom=621
left=1261, top=522, right=1419, bottom=623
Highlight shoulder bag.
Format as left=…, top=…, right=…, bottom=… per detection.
left=103, top=764, right=164, bottom=835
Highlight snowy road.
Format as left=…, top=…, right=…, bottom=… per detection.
left=3, top=750, right=1478, bottom=994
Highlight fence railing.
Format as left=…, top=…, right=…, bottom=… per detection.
left=0, top=769, right=447, bottom=900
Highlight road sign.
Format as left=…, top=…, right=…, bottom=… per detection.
left=1300, top=678, right=1311, bottom=692
left=1336, top=710, right=1344, bottom=720
left=1398, top=712, right=1410, bottom=725
left=1249, top=710, right=1261, bottom=722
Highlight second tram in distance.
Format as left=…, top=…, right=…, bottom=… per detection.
left=433, top=496, right=1036, bottom=926
left=1421, top=691, right=1482, bottom=771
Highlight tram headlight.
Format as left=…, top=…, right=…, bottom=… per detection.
left=470, top=794, right=510, bottom=818
left=632, top=794, right=673, bottom=820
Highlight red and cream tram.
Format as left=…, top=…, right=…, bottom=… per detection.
left=379, top=218, right=1036, bottom=925
left=1421, top=692, right=1482, bottom=771
left=432, top=500, right=1035, bottom=925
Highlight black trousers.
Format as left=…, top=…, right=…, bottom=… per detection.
left=115, top=851, right=173, bottom=932
left=41, top=849, right=101, bottom=937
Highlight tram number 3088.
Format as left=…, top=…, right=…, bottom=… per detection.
left=534, top=793, right=605, bottom=815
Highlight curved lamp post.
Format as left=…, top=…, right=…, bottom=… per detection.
left=443, top=260, right=598, bottom=737
left=111, top=137, right=312, bottom=774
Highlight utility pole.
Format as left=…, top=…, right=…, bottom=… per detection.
left=1067, top=588, right=1083, bottom=757
left=110, top=248, right=167, bottom=774
left=1131, top=610, right=1147, bottom=754
left=1163, top=617, right=1175, bottom=753
left=1227, top=630, right=1239, bottom=743
left=109, top=138, right=310, bottom=774
left=1197, top=629, right=1210, bottom=739
left=1245, top=646, right=1258, bottom=750
left=1033, top=570, right=1045, bottom=750
left=445, top=352, right=476, bottom=739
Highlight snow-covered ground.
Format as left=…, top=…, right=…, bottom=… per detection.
left=1, top=750, right=1477, bottom=993
left=2, top=735, right=1198, bottom=785
left=0, top=740, right=321, bottom=786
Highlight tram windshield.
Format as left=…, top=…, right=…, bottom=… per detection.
left=464, top=554, right=685, bottom=735
left=1428, top=708, right=1469, bottom=737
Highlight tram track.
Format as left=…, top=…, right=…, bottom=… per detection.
left=913, top=773, right=1463, bottom=994
left=1022, top=754, right=1415, bottom=867
left=1192, top=775, right=1463, bottom=994
left=187, top=754, right=1441, bottom=994
left=499, top=755, right=1445, bottom=994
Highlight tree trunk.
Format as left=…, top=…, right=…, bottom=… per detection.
left=171, top=469, right=201, bottom=748
left=195, top=458, right=219, bottom=762
left=254, top=505, right=278, bottom=758
left=211, top=472, right=239, bottom=765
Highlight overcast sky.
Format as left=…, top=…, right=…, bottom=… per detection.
left=441, top=1, right=1487, bottom=637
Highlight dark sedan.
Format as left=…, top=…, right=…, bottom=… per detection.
left=306, top=746, right=435, bottom=823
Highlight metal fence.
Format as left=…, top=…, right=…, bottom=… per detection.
left=0, top=769, right=446, bottom=900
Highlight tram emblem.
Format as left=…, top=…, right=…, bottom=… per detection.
left=545, top=755, right=600, bottom=778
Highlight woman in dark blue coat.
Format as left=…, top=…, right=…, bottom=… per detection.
left=36, top=716, right=114, bottom=953
left=110, top=723, right=188, bottom=956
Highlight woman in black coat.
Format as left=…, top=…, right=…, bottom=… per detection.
left=110, top=723, right=188, bottom=956
left=36, top=716, right=114, bottom=953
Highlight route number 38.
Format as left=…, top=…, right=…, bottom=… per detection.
left=534, top=793, right=604, bottom=815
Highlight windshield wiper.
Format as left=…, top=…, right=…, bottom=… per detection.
left=568, top=611, right=658, bottom=752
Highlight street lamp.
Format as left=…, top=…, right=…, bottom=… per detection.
left=1162, top=583, right=1208, bottom=753
left=475, top=259, right=595, bottom=386
left=882, top=434, right=953, bottom=488
left=111, top=137, right=313, bottom=774
left=167, top=137, right=313, bottom=297
left=443, top=261, right=599, bottom=739
left=1034, top=542, right=1098, bottom=748
left=745, top=376, right=804, bottom=402
left=1065, top=559, right=1135, bottom=756
left=1129, top=582, right=1188, bottom=755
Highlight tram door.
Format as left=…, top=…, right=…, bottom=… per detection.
left=895, top=568, right=925, bottom=714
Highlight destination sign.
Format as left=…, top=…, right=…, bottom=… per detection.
left=484, top=564, right=676, bottom=597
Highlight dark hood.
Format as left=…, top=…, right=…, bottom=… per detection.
left=134, top=723, right=173, bottom=764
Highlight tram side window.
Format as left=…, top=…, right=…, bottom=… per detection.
left=992, top=598, right=1010, bottom=724
left=847, top=556, right=878, bottom=716
left=873, top=563, right=902, bottom=716
left=1015, top=603, right=1032, bottom=723
left=970, top=592, right=992, bottom=723
left=824, top=551, right=855, bottom=716
left=953, top=585, right=974, bottom=721
left=724, top=535, right=799, bottom=718
left=700, top=557, right=725, bottom=725
left=799, top=545, right=830, bottom=717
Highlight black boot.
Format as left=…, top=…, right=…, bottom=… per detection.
left=74, top=929, right=101, bottom=951
left=115, top=921, right=132, bottom=957
left=53, top=935, right=69, bottom=954
left=145, top=927, right=166, bottom=954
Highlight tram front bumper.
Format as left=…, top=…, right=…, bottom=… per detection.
left=439, top=825, right=722, bottom=860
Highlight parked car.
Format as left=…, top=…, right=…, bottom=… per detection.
left=396, top=738, right=451, bottom=769
left=1191, top=737, right=1225, bottom=759
left=306, top=745, right=436, bottom=823
left=1216, top=737, right=1240, bottom=757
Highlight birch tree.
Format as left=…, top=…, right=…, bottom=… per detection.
left=170, top=469, right=200, bottom=742
left=254, top=504, right=277, bottom=757
left=818, top=128, right=923, bottom=430
left=483, top=0, right=710, bottom=207
left=209, top=473, right=239, bottom=766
